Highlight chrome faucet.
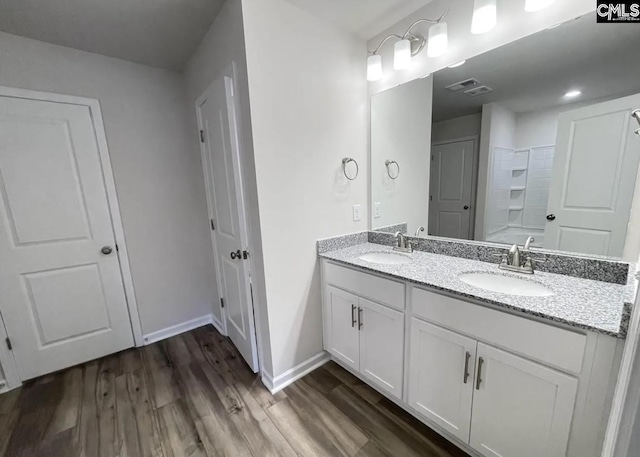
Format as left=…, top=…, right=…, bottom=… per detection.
left=494, top=236, right=543, bottom=274
left=415, top=226, right=425, bottom=237
left=394, top=231, right=413, bottom=253
left=524, top=236, right=535, bottom=251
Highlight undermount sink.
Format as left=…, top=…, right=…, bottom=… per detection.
left=358, top=251, right=413, bottom=265
left=458, top=272, right=554, bottom=297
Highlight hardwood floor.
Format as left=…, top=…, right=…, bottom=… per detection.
left=0, top=325, right=470, bottom=457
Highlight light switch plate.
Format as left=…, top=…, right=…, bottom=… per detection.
left=374, top=202, right=381, bottom=218
left=353, top=204, right=362, bottom=222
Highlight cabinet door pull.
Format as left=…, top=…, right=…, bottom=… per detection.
left=351, top=304, right=357, bottom=328
left=358, top=307, right=363, bottom=330
left=476, top=357, right=484, bottom=390
left=463, top=351, right=471, bottom=384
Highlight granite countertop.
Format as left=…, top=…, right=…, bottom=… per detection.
left=320, top=243, right=636, bottom=338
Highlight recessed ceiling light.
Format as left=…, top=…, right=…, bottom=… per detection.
left=448, top=60, right=466, bottom=68
left=419, top=73, right=432, bottom=79
left=565, top=90, right=581, bottom=98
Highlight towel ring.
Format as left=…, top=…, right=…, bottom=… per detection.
left=342, top=157, right=359, bottom=181
left=385, top=160, right=400, bottom=179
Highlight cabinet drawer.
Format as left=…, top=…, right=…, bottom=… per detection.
left=411, top=286, right=587, bottom=374
left=324, top=261, right=405, bottom=310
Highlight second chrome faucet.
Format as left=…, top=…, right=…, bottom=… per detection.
left=494, top=236, right=544, bottom=274
left=394, top=232, right=413, bottom=253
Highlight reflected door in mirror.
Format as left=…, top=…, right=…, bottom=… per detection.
left=429, top=139, right=475, bottom=239
left=545, top=93, right=640, bottom=257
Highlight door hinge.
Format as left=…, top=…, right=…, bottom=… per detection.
left=115, top=244, right=119, bottom=252
left=431, top=155, right=434, bottom=161
left=220, top=298, right=225, bottom=308
left=210, top=219, right=215, bottom=231
left=243, top=250, right=249, bottom=260
left=200, top=130, right=205, bottom=143
left=430, top=195, right=433, bottom=201
left=5, top=337, right=12, bottom=351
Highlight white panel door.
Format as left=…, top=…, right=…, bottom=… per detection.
left=545, top=94, right=640, bottom=256
left=359, top=298, right=404, bottom=399
left=408, top=318, right=476, bottom=443
left=0, top=95, right=133, bottom=380
left=470, top=343, right=578, bottom=457
left=198, top=66, right=259, bottom=372
left=429, top=140, right=475, bottom=239
left=326, top=286, right=360, bottom=371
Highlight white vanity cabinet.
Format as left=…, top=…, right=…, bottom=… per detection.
left=469, top=343, right=577, bottom=457
left=321, top=259, right=622, bottom=457
left=325, top=283, right=405, bottom=398
left=408, top=319, right=477, bottom=443
left=409, top=319, right=578, bottom=457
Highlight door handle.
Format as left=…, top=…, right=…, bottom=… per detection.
left=463, top=351, right=471, bottom=384
left=358, top=307, right=363, bottom=330
left=476, top=357, right=484, bottom=390
left=230, top=249, right=242, bottom=259
left=463, top=205, right=470, bottom=210
left=546, top=214, right=556, bottom=221
left=101, top=246, right=113, bottom=255
left=351, top=304, right=357, bottom=328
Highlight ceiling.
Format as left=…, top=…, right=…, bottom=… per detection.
left=284, top=0, right=433, bottom=40
left=0, top=0, right=225, bottom=71
left=433, top=12, right=640, bottom=122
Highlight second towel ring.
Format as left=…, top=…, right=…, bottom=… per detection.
left=342, top=157, right=359, bottom=181
left=385, top=160, right=400, bottom=179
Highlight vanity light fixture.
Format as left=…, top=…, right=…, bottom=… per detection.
left=394, top=39, right=412, bottom=70
left=367, top=10, right=449, bottom=81
left=367, top=54, right=383, bottom=81
left=427, top=21, right=448, bottom=58
left=525, top=0, right=556, bottom=12
left=471, top=0, right=497, bottom=34
left=448, top=60, right=467, bottom=68
left=564, top=90, right=582, bottom=98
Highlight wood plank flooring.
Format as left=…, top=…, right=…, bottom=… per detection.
left=0, top=325, right=470, bottom=457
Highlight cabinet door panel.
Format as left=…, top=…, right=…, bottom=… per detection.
left=359, top=298, right=404, bottom=398
left=470, top=343, right=578, bottom=457
left=326, top=286, right=360, bottom=370
left=408, top=318, right=476, bottom=443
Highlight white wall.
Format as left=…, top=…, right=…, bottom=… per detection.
left=241, top=0, right=368, bottom=378
left=0, top=32, right=217, bottom=337
left=371, top=77, right=432, bottom=233
left=476, top=103, right=515, bottom=239
left=183, top=0, right=272, bottom=375
left=367, top=0, right=595, bottom=94
left=432, top=113, right=482, bottom=144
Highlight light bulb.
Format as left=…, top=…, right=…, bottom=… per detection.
left=525, top=0, right=556, bottom=12
left=427, top=22, right=448, bottom=58
left=367, top=54, right=383, bottom=81
left=471, top=0, right=497, bottom=34
left=394, top=39, right=412, bottom=70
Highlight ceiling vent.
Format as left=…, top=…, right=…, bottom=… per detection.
left=445, top=78, right=480, bottom=92
left=464, top=85, right=493, bottom=97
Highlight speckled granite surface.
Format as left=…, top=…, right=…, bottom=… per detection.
left=317, top=231, right=368, bottom=254
left=372, top=222, right=408, bottom=234
left=369, top=231, right=631, bottom=285
left=320, top=243, right=636, bottom=338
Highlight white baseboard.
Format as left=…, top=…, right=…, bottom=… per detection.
left=143, top=314, right=214, bottom=345
left=262, top=351, right=330, bottom=394
left=210, top=314, right=225, bottom=336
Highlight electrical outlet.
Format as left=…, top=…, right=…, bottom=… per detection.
left=353, top=204, right=362, bottom=222
left=374, top=202, right=381, bottom=218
